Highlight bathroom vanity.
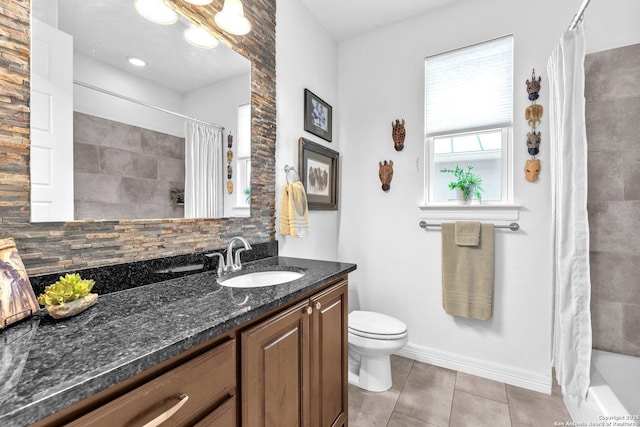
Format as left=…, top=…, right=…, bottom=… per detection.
left=0, top=256, right=356, bottom=427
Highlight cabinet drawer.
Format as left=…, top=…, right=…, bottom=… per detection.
left=194, top=395, right=236, bottom=427
left=68, top=339, right=236, bottom=427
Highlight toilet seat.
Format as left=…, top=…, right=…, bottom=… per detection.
left=348, top=310, right=407, bottom=340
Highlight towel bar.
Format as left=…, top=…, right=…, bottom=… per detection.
left=284, top=165, right=300, bottom=184
left=418, top=221, right=520, bottom=231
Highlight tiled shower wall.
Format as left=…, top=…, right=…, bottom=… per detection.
left=586, top=43, right=640, bottom=357
left=74, top=112, right=185, bottom=220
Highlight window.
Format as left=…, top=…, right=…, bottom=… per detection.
left=424, top=36, right=513, bottom=206
left=236, top=103, right=251, bottom=208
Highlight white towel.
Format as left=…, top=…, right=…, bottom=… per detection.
left=279, top=182, right=309, bottom=237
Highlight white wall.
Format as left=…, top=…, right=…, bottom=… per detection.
left=276, top=0, right=340, bottom=261
left=336, top=0, right=640, bottom=392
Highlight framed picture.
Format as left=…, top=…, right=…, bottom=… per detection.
left=298, top=138, right=339, bottom=210
left=304, top=89, right=332, bottom=142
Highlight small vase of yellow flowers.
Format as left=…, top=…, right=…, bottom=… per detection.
left=37, top=273, right=97, bottom=319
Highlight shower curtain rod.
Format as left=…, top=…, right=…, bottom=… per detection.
left=74, top=80, right=225, bottom=131
left=567, top=0, right=592, bottom=31
left=418, top=221, right=520, bottom=231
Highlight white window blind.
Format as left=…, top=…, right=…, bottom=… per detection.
left=425, top=36, right=513, bottom=136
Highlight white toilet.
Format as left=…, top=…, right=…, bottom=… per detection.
left=348, top=310, right=408, bottom=392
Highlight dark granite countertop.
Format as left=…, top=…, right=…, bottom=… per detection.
left=0, top=256, right=356, bottom=426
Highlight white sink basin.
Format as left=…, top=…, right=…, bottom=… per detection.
left=218, top=271, right=304, bottom=288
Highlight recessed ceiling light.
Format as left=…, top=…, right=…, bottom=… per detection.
left=126, top=56, right=147, bottom=67
left=184, top=0, right=213, bottom=5
left=183, top=25, right=220, bottom=49
left=134, top=0, right=178, bottom=25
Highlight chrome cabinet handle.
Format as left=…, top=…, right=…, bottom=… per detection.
left=315, top=302, right=321, bottom=310
left=306, top=306, right=313, bottom=315
left=141, top=394, right=189, bottom=427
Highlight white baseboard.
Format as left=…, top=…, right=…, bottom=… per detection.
left=396, top=342, right=552, bottom=394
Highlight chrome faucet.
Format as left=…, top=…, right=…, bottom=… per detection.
left=206, top=237, right=252, bottom=276
left=226, top=236, right=252, bottom=272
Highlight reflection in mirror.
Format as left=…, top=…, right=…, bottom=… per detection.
left=432, top=129, right=503, bottom=202
left=30, top=0, right=251, bottom=222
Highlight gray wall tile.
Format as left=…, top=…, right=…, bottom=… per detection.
left=157, top=156, right=185, bottom=183
left=74, top=173, right=121, bottom=204
left=585, top=97, right=640, bottom=152
left=589, top=251, right=640, bottom=305
left=623, top=148, right=640, bottom=200
left=591, top=301, right=624, bottom=353
left=120, top=177, right=173, bottom=205
left=74, top=112, right=142, bottom=152
left=588, top=201, right=640, bottom=253
left=587, top=150, right=624, bottom=201
left=141, top=128, right=185, bottom=160
left=99, top=147, right=158, bottom=180
left=585, top=43, right=640, bottom=102
left=622, top=303, right=640, bottom=354
left=74, top=142, right=100, bottom=174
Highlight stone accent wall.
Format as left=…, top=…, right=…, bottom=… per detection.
left=586, top=43, right=640, bottom=357
left=0, top=0, right=276, bottom=275
left=74, top=112, right=185, bottom=220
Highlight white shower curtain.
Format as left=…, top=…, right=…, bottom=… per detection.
left=547, top=24, right=592, bottom=399
left=184, top=121, right=224, bottom=218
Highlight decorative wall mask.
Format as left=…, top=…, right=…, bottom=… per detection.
left=379, top=160, right=394, bottom=192
left=525, top=104, right=543, bottom=128
left=227, top=133, right=234, bottom=194
left=526, top=75, right=542, bottom=101
left=391, top=119, right=406, bottom=151
left=524, top=159, right=541, bottom=182
left=526, top=131, right=541, bottom=156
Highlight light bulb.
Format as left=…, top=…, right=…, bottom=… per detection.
left=214, top=0, right=251, bottom=36
left=134, top=0, right=178, bottom=25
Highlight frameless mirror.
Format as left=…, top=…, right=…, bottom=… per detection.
left=30, top=0, right=251, bottom=222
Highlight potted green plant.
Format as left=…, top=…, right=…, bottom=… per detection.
left=37, top=273, right=97, bottom=319
left=169, top=188, right=184, bottom=205
left=440, top=165, right=484, bottom=204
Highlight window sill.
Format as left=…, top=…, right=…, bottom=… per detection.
left=418, top=203, right=521, bottom=221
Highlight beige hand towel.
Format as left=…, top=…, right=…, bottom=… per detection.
left=455, top=221, right=481, bottom=246
left=279, top=182, right=309, bottom=237
left=442, top=223, right=495, bottom=320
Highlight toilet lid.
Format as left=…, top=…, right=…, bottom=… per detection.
left=348, top=310, right=407, bottom=337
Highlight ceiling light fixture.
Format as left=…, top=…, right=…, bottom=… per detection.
left=184, top=0, right=213, bottom=5
left=134, top=0, right=178, bottom=25
left=214, top=0, right=251, bottom=36
left=183, top=25, right=220, bottom=49
left=126, top=56, right=147, bottom=67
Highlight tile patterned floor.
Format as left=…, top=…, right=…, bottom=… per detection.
left=349, top=355, right=572, bottom=427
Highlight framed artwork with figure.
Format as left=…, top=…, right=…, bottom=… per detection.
left=304, top=89, right=332, bottom=142
left=298, top=138, right=339, bottom=210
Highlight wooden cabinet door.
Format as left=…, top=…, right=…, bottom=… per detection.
left=241, top=300, right=311, bottom=427
left=310, top=281, right=348, bottom=427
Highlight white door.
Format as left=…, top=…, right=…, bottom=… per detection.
left=30, top=18, right=74, bottom=222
